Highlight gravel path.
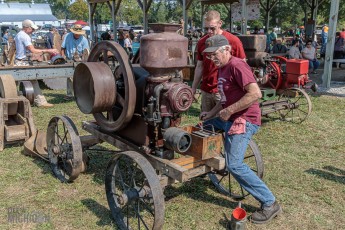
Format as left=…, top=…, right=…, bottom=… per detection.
left=317, top=81, right=345, bottom=97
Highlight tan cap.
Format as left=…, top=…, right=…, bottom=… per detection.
left=22, top=19, right=38, bottom=30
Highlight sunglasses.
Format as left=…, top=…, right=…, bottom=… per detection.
left=74, top=27, right=83, bottom=31
left=204, top=26, right=217, bottom=32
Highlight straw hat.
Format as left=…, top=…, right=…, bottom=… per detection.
left=70, top=24, right=85, bottom=35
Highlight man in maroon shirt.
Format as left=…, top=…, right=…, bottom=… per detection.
left=191, top=10, right=245, bottom=112
left=201, top=35, right=282, bottom=224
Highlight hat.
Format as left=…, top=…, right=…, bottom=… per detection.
left=22, top=19, right=38, bottom=30
left=70, top=24, right=85, bottom=35
left=203, top=35, right=229, bottom=53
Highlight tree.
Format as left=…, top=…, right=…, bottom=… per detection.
left=68, top=0, right=88, bottom=21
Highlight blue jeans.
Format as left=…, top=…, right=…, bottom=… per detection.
left=309, top=59, right=320, bottom=71
left=204, top=117, right=275, bottom=207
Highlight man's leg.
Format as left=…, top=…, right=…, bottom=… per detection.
left=225, top=122, right=281, bottom=224
left=309, top=60, right=314, bottom=72
left=203, top=118, right=281, bottom=223
left=225, top=122, right=275, bottom=206
left=313, top=59, right=320, bottom=70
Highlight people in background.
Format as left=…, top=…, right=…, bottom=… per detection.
left=201, top=35, right=282, bottom=225
left=340, top=28, right=345, bottom=39
left=302, top=39, right=320, bottom=74
left=2, top=30, right=9, bottom=44
left=269, top=29, right=277, bottom=43
left=264, top=29, right=271, bottom=53
left=124, top=33, right=133, bottom=59
left=191, top=10, right=245, bottom=113
left=271, top=40, right=288, bottom=54
left=15, top=19, right=58, bottom=108
left=45, top=27, right=54, bottom=49
left=118, top=29, right=125, bottom=47
left=333, top=32, right=344, bottom=67
left=136, top=31, right=143, bottom=42
left=288, top=39, right=302, bottom=59
left=320, top=24, right=328, bottom=57
left=129, top=28, right=135, bottom=41
left=61, top=24, right=89, bottom=61
left=101, top=29, right=111, bottom=41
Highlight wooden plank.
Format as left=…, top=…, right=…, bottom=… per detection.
left=206, top=157, right=225, bottom=170
left=171, top=156, right=206, bottom=169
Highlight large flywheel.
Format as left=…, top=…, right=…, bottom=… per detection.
left=73, top=41, right=136, bottom=132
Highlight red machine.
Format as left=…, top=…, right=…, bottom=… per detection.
left=238, top=35, right=314, bottom=123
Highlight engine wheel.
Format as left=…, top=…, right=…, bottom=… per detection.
left=0, top=74, right=18, bottom=115
left=265, top=61, right=282, bottom=90
left=46, top=116, right=84, bottom=182
left=105, top=151, right=165, bottom=230
left=278, top=87, right=312, bottom=123
left=208, top=139, right=264, bottom=200
left=19, top=81, right=34, bottom=105
left=88, top=41, right=136, bottom=132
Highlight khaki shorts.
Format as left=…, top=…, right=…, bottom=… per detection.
left=201, top=90, right=221, bottom=112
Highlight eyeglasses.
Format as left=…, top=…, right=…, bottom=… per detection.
left=203, top=26, right=217, bottom=32
left=74, top=27, right=83, bottom=31
left=205, top=48, right=222, bottom=60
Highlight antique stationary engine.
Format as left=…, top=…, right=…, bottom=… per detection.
left=73, top=23, right=194, bottom=159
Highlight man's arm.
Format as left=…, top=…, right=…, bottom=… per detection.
left=191, top=60, right=203, bottom=95
left=26, top=45, right=58, bottom=55
left=219, top=83, right=262, bottom=121
left=61, top=48, right=66, bottom=58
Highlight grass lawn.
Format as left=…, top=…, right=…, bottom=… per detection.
left=0, top=89, right=344, bottom=230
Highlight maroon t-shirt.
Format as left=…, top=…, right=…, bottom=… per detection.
left=197, top=31, right=246, bottom=93
left=218, top=56, right=261, bottom=126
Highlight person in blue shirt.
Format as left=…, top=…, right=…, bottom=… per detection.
left=2, top=30, right=9, bottom=44
left=61, top=24, right=89, bottom=61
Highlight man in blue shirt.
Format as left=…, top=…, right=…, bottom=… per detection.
left=61, top=24, right=89, bottom=61
left=2, top=30, right=9, bottom=44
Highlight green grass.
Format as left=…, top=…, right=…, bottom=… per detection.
left=0, top=89, right=344, bottom=230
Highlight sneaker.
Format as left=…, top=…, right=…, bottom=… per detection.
left=251, top=201, right=282, bottom=224
left=34, top=95, right=54, bottom=108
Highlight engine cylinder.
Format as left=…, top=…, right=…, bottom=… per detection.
left=140, top=23, right=188, bottom=75
left=163, top=127, right=191, bottom=153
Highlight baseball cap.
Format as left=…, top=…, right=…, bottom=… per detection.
left=22, top=19, right=38, bottom=30
left=203, top=35, right=229, bottom=53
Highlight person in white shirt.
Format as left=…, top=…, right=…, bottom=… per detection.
left=288, top=39, right=302, bottom=59
left=302, top=40, right=320, bottom=74
left=15, top=19, right=59, bottom=108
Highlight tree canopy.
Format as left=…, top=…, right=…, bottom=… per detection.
left=6, top=0, right=345, bottom=31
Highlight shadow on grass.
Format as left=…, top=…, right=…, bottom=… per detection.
left=305, top=166, right=345, bottom=184
left=81, top=198, right=115, bottom=227
left=44, top=92, right=74, bottom=104
left=164, top=176, right=258, bottom=213
left=84, top=145, right=117, bottom=185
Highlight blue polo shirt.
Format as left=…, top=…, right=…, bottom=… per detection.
left=61, top=32, right=90, bottom=60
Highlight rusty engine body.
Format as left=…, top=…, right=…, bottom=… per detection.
left=73, top=24, right=194, bottom=160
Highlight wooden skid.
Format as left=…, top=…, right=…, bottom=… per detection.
left=82, top=121, right=225, bottom=184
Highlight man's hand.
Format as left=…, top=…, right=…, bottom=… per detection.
left=200, top=111, right=211, bottom=121
left=49, top=49, right=59, bottom=55
left=219, top=107, right=232, bottom=121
